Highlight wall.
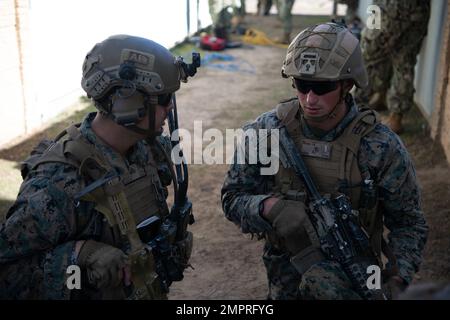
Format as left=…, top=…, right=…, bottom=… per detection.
left=431, top=0, right=450, bottom=162
left=0, top=0, right=30, bottom=146
left=0, top=0, right=213, bottom=148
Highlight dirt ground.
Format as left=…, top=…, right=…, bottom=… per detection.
left=1, top=14, right=449, bottom=299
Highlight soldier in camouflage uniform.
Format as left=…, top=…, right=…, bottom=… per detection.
left=337, top=0, right=359, bottom=23
left=274, top=0, right=296, bottom=44
left=208, top=0, right=245, bottom=39
left=258, top=0, right=273, bottom=16
left=0, top=35, right=195, bottom=299
left=221, top=22, right=428, bottom=299
left=354, top=0, right=430, bottom=133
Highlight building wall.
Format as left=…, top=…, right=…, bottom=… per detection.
left=432, top=0, right=450, bottom=162
left=414, top=0, right=448, bottom=119
left=0, top=0, right=30, bottom=146
left=0, top=0, right=213, bottom=148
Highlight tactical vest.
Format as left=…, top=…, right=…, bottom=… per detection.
left=23, top=124, right=170, bottom=229
left=21, top=124, right=173, bottom=299
left=273, top=99, right=384, bottom=263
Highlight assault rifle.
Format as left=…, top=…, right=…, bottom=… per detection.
left=278, top=126, right=386, bottom=300
left=136, top=53, right=199, bottom=292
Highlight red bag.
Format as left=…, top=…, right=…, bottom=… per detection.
left=200, top=35, right=226, bottom=51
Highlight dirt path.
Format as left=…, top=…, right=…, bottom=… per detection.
left=169, top=42, right=290, bottom=299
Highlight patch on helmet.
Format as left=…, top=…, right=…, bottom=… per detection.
left=121, top=49, right=155, bottom=70
left=299, top=52, right=318, bottom=75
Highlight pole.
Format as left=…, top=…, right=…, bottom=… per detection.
left=187, top=0, right=191, bottom=36
left=197, top=0, right=200, bottom=30
left=332, top=0, right=338, bottom=19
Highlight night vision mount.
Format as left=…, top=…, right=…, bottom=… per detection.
left=176, top=52, right=201, bottom=83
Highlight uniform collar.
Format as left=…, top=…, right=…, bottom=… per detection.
left=300, top=97, right=358, bottom=142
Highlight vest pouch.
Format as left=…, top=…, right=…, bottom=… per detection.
left=284, top=190, right=306, bottom=202
left=20, top=139, right=54, bottom=179
left=290, top=246, right=326, bottom=275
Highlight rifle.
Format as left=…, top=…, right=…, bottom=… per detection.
left=166, top=52, right=199, bottom=242
left=278, top=126, right=386, bottom=300
left=167, top=93, right=195, bottom=239
left=136, top=53, right=199, bottom=292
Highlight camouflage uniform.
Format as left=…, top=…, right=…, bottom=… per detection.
left=0, top=112, right=173, bottom=299
left=208, top=0, right=243, bottom=28
left=275, top=0, right=295, bottom=36
left=258, top=0, right=273, bottom=16
left=354, top=0, right=430, bottom=114
left=221, top=97, right=428, bottom=300
left=337, top=0, right=359, bottom=23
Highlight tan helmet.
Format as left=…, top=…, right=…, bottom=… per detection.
left=82, top=34, right=181, bottom=101
left=81, top=35, right=199, bottom=137
left=281, top=22, right=368, bottom=88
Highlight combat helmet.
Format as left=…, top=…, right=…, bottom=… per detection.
left=81, top=34, right=199, bottom=136
left=281, top=21, right=368, bottom=88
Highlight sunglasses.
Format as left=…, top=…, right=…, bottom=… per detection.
left=157, top=93, right=173, bottom=107
left=294, top=79, right=339, bottom=95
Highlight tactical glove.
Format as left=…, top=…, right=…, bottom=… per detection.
left=77, top=240, right=129, bottom=289
left=266, top=199, right=311, bottom=254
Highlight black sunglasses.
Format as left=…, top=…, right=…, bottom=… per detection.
left=294, top=79, right=339, bottom=95
left=157, top=93, right=173, bottom=107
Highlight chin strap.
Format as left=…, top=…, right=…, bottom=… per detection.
left=124, top=102, right=158, bottom=143
left=108, top=91, right=159, bottom=142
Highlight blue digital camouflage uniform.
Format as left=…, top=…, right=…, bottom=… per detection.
left=221, top=97, right=428, bottom=300
left=0, top=112, right=172, bottom=299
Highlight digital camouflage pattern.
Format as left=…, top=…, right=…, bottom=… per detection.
left=0, top=112, right=173, bottom=299
left=354, top=0, right=430, bottom=114
left=221, top=97, right=428, bottom=299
